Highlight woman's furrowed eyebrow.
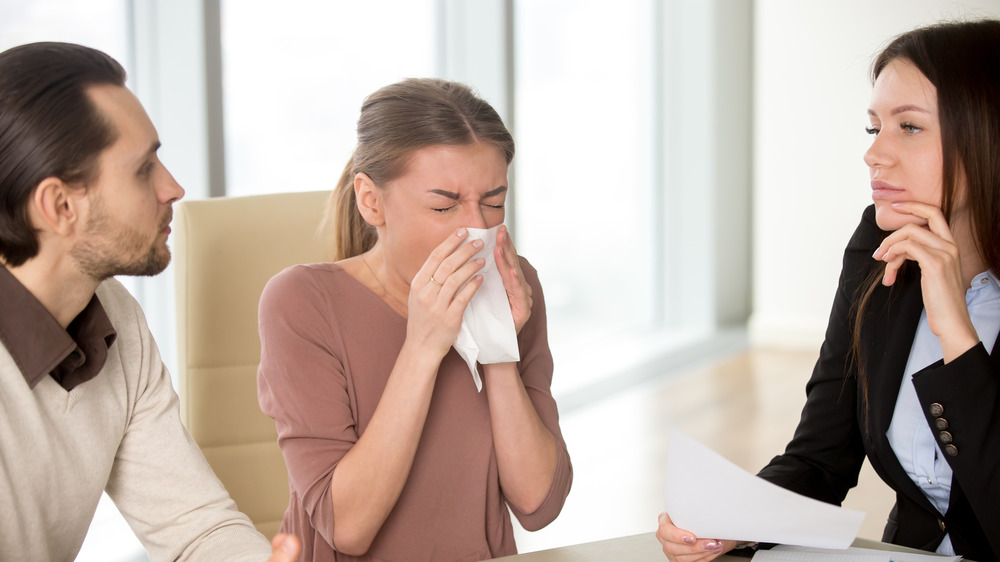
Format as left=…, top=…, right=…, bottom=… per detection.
left=427, top=185, right=508, bottom=199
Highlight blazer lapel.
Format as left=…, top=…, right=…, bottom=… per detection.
left=991, top=326, right=1000, bottom=365
left=863, top=271, right=939, bottom=514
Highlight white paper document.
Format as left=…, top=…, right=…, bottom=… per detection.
left=753, top=544, right=961, bottom=562
left=663, top=429, right=865, bottom=549
left=452, top=225, right=520, bottom=391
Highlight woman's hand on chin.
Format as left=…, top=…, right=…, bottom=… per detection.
left=871, top=201, right=979, bottom=361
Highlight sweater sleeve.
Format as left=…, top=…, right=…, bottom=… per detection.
left=99, top=281, right=271, bottom=562
left=755, top=206, right=881, bottom=505
left=504, top=258, right=573, bottom=530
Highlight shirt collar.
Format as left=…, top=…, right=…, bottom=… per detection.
left=0, top=266, right=116, bottom=389
left=968, top=270, right=999, bottom=291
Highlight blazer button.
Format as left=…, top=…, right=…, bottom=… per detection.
left=929, top=403, right=944, bottom=417
left=938, top=519, right=947, bottom=532
left=938, top=431, right=953, bottom=444
left=944, top=444, right=958, bottom=457
left=934, top=417, right=949, bottom=430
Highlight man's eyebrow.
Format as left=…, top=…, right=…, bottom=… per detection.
left=428, top=185, right=508, bottom=199
left=132, top=141, right=160, bottom=166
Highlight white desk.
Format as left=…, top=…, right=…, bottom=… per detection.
left=494, top=533, right=942, bottom=561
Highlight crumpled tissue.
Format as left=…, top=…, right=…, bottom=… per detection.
left=453, top=225, right=520, bottom=391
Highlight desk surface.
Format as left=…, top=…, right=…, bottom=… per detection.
left=494, top=534, right=935, bottom=561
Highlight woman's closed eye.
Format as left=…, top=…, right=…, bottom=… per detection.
left=431, top=201, right=504, bottom=212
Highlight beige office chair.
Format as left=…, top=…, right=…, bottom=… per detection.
left=173, top=190, right=331, bottom=538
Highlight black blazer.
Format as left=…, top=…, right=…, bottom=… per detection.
left=757, top=205, right=1000, bottom=561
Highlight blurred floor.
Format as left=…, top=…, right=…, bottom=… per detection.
left=513, top=348, right=895, bottom=553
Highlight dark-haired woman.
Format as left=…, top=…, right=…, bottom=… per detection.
left=257, top=78, right=572, bottom=562
left=657, top=20, right=1000, bottom=562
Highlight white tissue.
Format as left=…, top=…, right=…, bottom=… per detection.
left=453, top=225, right=520, bottom=391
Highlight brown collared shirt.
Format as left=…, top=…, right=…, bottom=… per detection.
left=0, top=266, right=116, bottom=391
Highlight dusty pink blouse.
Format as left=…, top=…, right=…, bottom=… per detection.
left=257, top=258, right=572, bottom=561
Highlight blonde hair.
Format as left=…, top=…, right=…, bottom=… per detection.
left=324, top=78, right=515, bottom=261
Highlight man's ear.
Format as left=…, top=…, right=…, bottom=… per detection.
left=354, top=172, right=385, bottom=227
left=30, top=178, right=83, bottom=237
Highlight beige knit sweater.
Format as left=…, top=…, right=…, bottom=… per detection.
left=0, top=278, right=271, bottom=561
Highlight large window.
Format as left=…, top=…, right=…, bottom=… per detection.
left=513, top=0, right=660, bottom=393
left=221, top=0, right=439, bottom=197
left=217, top=0, right=747, bottom=398
left=0, top=1, right=128, bottom=57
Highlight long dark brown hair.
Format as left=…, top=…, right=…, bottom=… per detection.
left=852, top=20, right=1000, bottom=420
left=324, top=78, right=515, bottom=261
left=0, top=42, right=126, bottom=266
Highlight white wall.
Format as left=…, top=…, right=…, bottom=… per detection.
left=750, top=0, right=1000, bottom=350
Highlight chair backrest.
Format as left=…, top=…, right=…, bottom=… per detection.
left=173, top=190, right=331, bottom=538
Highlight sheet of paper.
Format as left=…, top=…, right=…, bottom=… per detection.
left=663, top=428, right=865, bottom=549
left=752, top=547, right=887, bottom=562
left=753, top=545, right=962, bottom=562
left=452, top=225, right=520, bottom=391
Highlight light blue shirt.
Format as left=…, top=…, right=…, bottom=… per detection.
left=886, top=270, right=1000, bottom=555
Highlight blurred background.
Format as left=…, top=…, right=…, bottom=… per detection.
left=2, top=0, right=999, bottom=559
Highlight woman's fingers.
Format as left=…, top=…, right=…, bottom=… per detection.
left=449, top=271, right=485, bottom=313
left=887, top=201, right=955, bottom=243
left=872, top=213, right=959, bottom=288
left=873, top=222, right=956, bottom=263
left=495, top=225, right=533, bottom=332
left=878, top=237, right=940, bottom=287
left=656, top=512, right=727, bottom=562
left=416, top=227, right=472, bottom=286
left=414, top=227, right=484, bottom=297
left=406, top=228, right=488, bottom=357
left=875, top=229, right=959, bottom=287
left=430, top=245, right=485, bottom=293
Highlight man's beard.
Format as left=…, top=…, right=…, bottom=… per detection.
left=70, top=199, right=172, bottom=281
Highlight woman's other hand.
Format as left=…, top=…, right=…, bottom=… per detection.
left=495, top=225, right=533, bottom=333
left=872, top=201, right=979, bottom=361
left=407, top=227, right=486, bottom=358
left=656, top=512, right=736, bottom=561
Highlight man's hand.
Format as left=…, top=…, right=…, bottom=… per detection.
left=268, top=533, right=300, bottom=562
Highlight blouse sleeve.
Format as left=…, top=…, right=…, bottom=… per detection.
left=257, top=265, right=354, bottom=548
left=755, top=206, right=882, bottom=505
left=504, top=258, right=574, bottom=531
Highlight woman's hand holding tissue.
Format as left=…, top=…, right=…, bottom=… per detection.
left=407, top=227, right=486, bottom=359
left=495, top=225, right=533, bottom=334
